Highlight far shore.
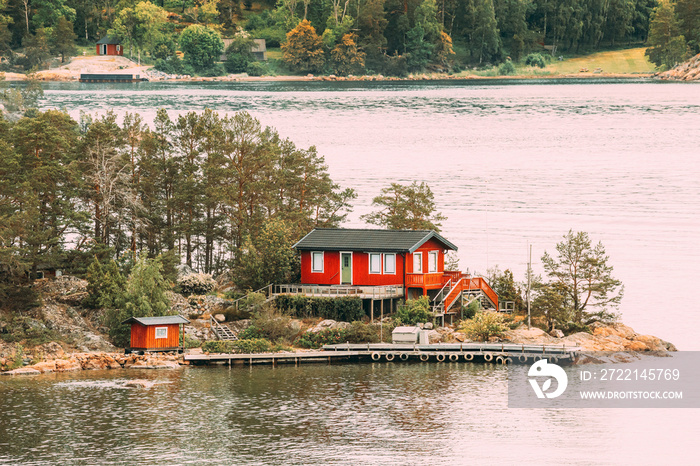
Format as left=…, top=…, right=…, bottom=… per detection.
left=2, top=70, right=655, bottom=83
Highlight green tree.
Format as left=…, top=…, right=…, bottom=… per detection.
left=676, top=0, right=700, bottom=53
left=32, top=0, right=76, bottom=28
left=645, top=0, right=689, bottom=68
left=541, top=230, right=623, bottom=325
left=105, top=255, right=171, bottom=346
left=487, top=266, right=523, bottom=312
left=330, top=33, right=365, bottom=75
left=111, top=0, right=168, bottom=63
left=357, top=0, right=388, bottom=63
left=23, top=29, right=51, bottom=69
left=472, top=0, right=500, bottom=64
left=361, top=181, right=446, bottom=231
left=85, top=257, right=126, bottom=309
left=179, top=24, right=224, bottom=72
left=50, top=17, right=77, bottom=63
left=531, top=281, right=569, bottom=332
left=9, top=110, right=82, bottom=279
left=232, top=218, right=300, bottom=290
left=396, top=296, right=433, bottom=325
left=281, top=19, right=325, bottom=73
left=224, top=33, right=255, bottom=73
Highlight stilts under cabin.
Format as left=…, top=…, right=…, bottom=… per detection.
left=122, top=316, right=189, bottom=353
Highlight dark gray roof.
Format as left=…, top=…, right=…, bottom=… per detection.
left=293, top=228, right=458, bottom=253
left=96, top=35, right=120, bottom=45
left=122, top=315, right=189, bottom=326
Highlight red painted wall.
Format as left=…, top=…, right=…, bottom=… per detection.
left=129, top=323, right=180, bottom=350
left=96, top=44, right=123, bottom=56
left=300, top=250, right=406, bottom=286
left=300, top=244, right=453, bottom=287
left=406, top=238, right=446, bottom=274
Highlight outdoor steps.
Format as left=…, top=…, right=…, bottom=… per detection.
left=211, top=320, right=237, bottom=341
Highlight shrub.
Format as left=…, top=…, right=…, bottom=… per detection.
left=294, top=328, right=348, bottom=349
left=184, top=335, right=202, bottom=349
left=276, top=296, right=364, bottom=322
left=246, top=61, right=268, bottom=76
left=458, top=311, right=507, bottom=341
left=345, top=321, right=380, bottom=343
left=462, top=298, right=481, bottom=320
left=154, top=57, right=186, bottom=75
left=202, top=338, right=272, bottom=353
left=524, top=53, right=548, bottom=68
left=225, top=53, right=251, bottom=73
left=395, top=296, right=433, bottom=325
left=498, top=60, right=516, bottom=76
left=178, top=272, right=216, bottom=296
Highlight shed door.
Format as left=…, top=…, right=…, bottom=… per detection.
left=341, top=253, right=352, bottom=285
left=100, top=44, right=107, bottom=55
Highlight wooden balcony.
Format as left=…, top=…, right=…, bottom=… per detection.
left=274, top=284, right=404, bottom=300
left=405, top=273, right=446, bottom=288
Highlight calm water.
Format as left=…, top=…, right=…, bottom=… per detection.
left=0, top=364, right=698, bottom=465
left=9, top=79, right=695, bottom=464
left=41, top=79, right=700, bottom=350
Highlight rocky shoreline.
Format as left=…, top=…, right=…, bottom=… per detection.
left=1, top=321, right=677, bottom=376
left=656, top=53, right=700, bottom=81
left=1, top=351, right=182, bottom=376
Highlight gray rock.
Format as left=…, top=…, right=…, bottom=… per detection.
left=424, top=322, right=434, bottom=330
left=332, top=321, right=351, bottom=330
left=214, top=314, right=226, bottom=323
left=427, top=329, right=441, bottom=344
left=550, top=329, right=565, bottom=339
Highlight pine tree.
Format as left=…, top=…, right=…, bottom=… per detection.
left=50, top=16, right=77, bottom=63
left=361, top=181, right=446, bottom=231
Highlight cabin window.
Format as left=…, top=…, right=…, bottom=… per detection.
left=155, top=327, right=168, bottom=339
left=369, top=253, right=382, bottom=274
left=384, top=254, right=396, bottom=274
left=116, top=45, right=121, bottom=53
left=428, top=251, right=438, bottom=273
left=311, top=252, right=324, bottom=273
left=413, top=252, right=422, bottom=273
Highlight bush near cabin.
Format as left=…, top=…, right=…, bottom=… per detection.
left=275, top=295, right=364, bottom=322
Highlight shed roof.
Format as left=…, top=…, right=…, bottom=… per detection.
left=293, top=228, right=457, bottom=253
left=96, top=35, right=121, bottom=45
left=122, top=315, right=189, bottom=326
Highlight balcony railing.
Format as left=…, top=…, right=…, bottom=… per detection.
left=405, top=273, right=445, bottom=287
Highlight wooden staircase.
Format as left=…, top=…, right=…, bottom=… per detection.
left=211, top=317, right=237, bottom=341
left=433, top=274, right=499, bottom=317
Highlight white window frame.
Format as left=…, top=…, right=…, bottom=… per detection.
left=413, top=252, right=423, bottom=273
left=155, top=327, right=168, bottom=339
left=428, top=251, right=438, bottom=273
left=369, top=253, right=382, bottom=274
left=384, top=253, right=396, bottom=275
left=311, top=251, right=324, bottom=273
left=116, top=45, right=121, bottom=53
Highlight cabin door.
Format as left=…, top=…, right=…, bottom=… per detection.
left=341, top=252, right=352, bottom=285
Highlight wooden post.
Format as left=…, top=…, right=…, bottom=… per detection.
left=380, top=299, right=384, bottom=342
left=371, top=299, right=374, bottom=323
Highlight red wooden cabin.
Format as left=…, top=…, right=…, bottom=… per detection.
left=122, top=316, right=189, bottom=352
left=96, top=36, right=123, bottom=56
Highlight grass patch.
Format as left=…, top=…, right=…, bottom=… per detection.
left=543, top=48, right=655, bottom=75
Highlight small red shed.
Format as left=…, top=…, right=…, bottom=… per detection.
left=122, top=315, right=189, bottom=352
left=96, top=36, right=123, bottom=56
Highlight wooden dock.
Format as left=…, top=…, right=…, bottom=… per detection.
left=184, top=342, right=580, bottom=366
left=79, top=73, right=147, bottom=83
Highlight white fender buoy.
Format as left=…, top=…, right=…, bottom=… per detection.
left=399, top=353, right=409, bottom=361
left=420, top=353, right=429, bottom=362
left=518, top=354, right=528, bottom=363
left=484, top=353, right=494, bottom=362
left=449, top=353, right=459, bottom=362
left=464, top=353, right=474, bottom=361
left=371, top=352, right=380, bottom=361
left=385, top=353, right=395, bottom=362
left=436, top=353, right=446, bottom=362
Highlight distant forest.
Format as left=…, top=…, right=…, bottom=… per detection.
left=1, top=0, right=697, bottom=75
